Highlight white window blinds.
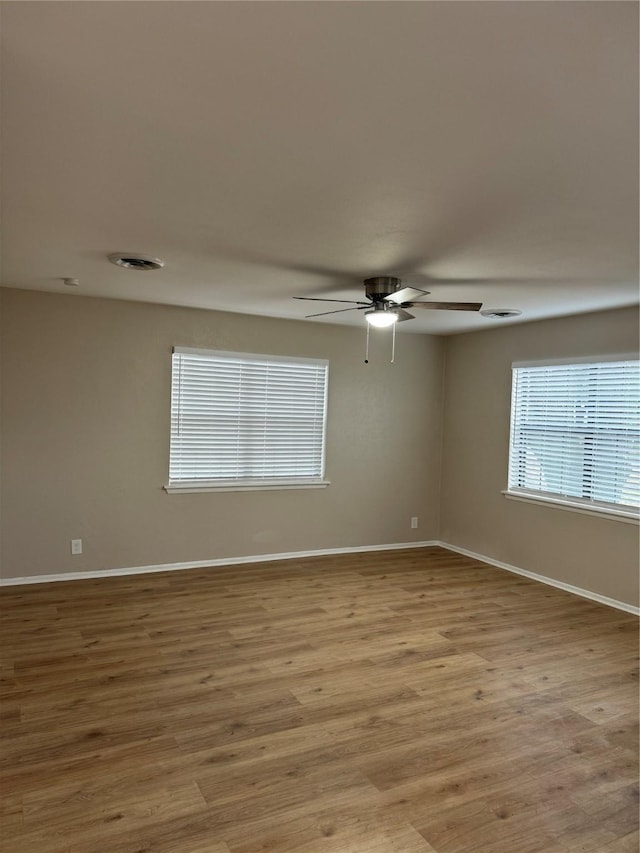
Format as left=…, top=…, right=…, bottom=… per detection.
left=508, top=359, right=640, bottom=512
left=169, top=348, right=328, bottom=489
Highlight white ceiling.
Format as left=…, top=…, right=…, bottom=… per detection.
left=1, top=2, right=638, bottom=334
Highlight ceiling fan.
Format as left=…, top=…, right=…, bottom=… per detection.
left=294, top=276, right=482, bottom=327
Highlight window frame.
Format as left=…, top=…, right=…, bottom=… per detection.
left=165, top=347, right=330, bottom=494
left=504, top=354, right=640, bottom=524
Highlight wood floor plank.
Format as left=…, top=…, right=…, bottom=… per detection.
left=1, top=547, right=637, bottom=852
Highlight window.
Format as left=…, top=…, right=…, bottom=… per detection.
left=507, top=358, right=640, bottom=519
left=166, top=348, right=329, bottom=493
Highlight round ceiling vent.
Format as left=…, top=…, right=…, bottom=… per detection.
left=108, top=253, right=164, bottom=271
left=480, top=308, right=522, bottom=319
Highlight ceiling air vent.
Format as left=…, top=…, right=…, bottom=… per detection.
left=108, top=253, right=165, bottom=271
left=480, top=308, right=522, bottom=319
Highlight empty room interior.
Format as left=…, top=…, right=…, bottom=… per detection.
left=1, top=3, right=639, bottom=852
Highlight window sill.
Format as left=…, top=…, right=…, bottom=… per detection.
left=165, top=479, right=331, bottom=494
left=502, top=490, right=639, bottom=524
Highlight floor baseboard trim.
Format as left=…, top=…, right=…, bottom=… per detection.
left=2, top=540, right=637, bottom=616
left=0, top=540, right=438, bottom=587
left=437, top=541, right=639, bottom=616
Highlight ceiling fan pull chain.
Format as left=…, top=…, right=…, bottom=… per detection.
left=391, top=321, right=396, bottom=364
left=364, top=323, right=370, bottom=364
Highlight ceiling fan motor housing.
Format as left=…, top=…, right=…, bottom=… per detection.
left=363, top=276, right=402, bottom=303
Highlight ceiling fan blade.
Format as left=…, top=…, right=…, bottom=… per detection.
left=395, top=309, right=415, bottom=322
left=304, top=306, right=367, bottom=318
left=410, top=301, right=483, bottom=312
left=385, top=286, right=430, bottom=304
left=294, top=296, right=369, bottom=305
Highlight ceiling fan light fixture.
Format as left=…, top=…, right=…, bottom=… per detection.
left=365, top=309, right=398, bottom=328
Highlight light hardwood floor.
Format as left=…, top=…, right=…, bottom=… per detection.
left=1, top=547, right=638, bottom=853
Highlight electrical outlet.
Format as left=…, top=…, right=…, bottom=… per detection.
left=71, top=539, right=83, bottom=555
left=411, top=517, right=419, bottom=529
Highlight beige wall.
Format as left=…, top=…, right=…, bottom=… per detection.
left=0, top=288, right=444, bottom=578
left=2, top=289, right=638, bottom=607
left=440, top=307, right=640, bottom=607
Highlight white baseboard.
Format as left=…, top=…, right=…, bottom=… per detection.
left=437, top=541, right=640, bottom=616
left=2, top=538, right=637, bottom=616
left=0, top=540, right=438, bottom=587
